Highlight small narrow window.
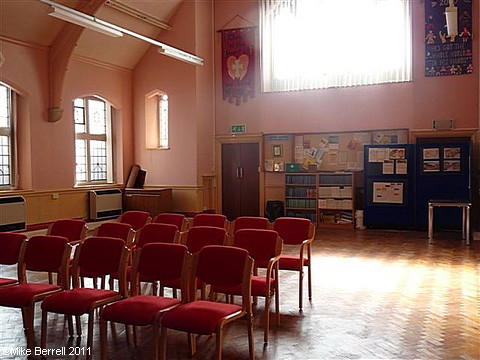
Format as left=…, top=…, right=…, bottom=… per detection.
left=159, top=94, right=169, bottom=149
left=0, top=83, right=16, bottom=188
left=145, top=90, right=169, bottom=149
left=74, top=96, right=113, bottom=184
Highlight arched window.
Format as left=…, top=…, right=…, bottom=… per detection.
left=0, top=83, right=16, bottom=188
left=74, top=96, right=113, bottom=184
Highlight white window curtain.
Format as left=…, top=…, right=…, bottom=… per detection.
left=261, top=0, right=412, bottom=92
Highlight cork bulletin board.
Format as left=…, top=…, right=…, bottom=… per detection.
left=264, top=129, right=408, bottom=172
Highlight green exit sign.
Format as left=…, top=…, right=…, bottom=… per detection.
left=231, top=124, right=246, bottom=134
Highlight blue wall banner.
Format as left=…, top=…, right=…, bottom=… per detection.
left=425, top=0, right=473, bottom=77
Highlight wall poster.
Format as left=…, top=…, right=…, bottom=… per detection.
left=425, top=0, right=473, bottom=77
left=373, top=182, right=404, bottom=204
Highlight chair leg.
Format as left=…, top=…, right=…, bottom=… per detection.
left=299, top=269, right=304, bottom=311
left=247, top=311, right=255, bottom=360
left=188, top=333, right=196, bottom=356
left=23, top=306, right=35, bottom=353
left=264, top=295, right=271, bottom=344
left=307, top=263, right=312, bottom=301
left=215, top=329, right=223, bottom=360
left=100, top=318, right=108, bottom=360
left=86, top=312, right=95, bottom=360
left=41, top=309, right=48, bottom=351
left=152, top=321, right=160, bottom=360
left=67, top=315, right=74, bottom=336
left=75, top=315, right=82, bottom=336
left=159, top=327, right=168, bottom=360
left=133, top=325, right=139, bottom=347
left=125, top=324, right=131, bottom=345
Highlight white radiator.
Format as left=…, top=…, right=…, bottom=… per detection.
left=89, top=189, right=123, bottom=221
left=0, top=195, right=26, bottom=232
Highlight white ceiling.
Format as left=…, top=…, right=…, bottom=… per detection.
left=1, top=0, right=184, bottom=69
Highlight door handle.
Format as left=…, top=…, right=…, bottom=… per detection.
left=236, top=167, right=240, bottom=179
left=239, top=167, right=244, bottom=179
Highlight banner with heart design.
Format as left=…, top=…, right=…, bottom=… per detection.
left=221, top=27, right=255, bottom=105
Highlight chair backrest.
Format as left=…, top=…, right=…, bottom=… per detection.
left=131, top=243, right=190, bottom=296
left=191, top=213, right=228, bottom=229
left=273, top=217, right=314, bottom=245
left=19, top=235, right=71, bottom=286
left=0, top=232, right=27, bottom=265
left=94, top=222, right=135, bottom=247
left=153, top=213, right=187, bottom=231
left=118, top=211, right=152, bottom=231
left=135, top=223, right=180, bottom=247
left=183, top=226, right=227, bottom=254
left=232, top=216, right=271, bottom=234
left=47, top=218, right=87, bottom=242
left=233, top=229, right=282, bottom=265
left=71, top=236, right=128, bottom=293
left=192, top=245, right=253, bottom=304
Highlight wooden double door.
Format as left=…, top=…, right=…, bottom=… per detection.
left=221, top=143, right=259, bottom=221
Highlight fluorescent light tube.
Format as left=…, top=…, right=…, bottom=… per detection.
left=48, top=7, right=123, bottom=38
left=157, top=46, right=204, bottom=66
left=41, top=0, right=203, bottom=66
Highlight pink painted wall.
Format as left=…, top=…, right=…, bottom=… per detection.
left=0, top=39, right=133, bottom=190
left=214, top=1, right=479, bottom=135
left=133, top=0, right=214, bottom=186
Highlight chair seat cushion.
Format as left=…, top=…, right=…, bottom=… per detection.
left=279, top=255, right=309, bottom=271
left=42, top=288, right=120, bottom=315
left=0, top=278, right=17, bottom=287
left=101, top=295, right=181, bottom=326
left=0, top=283, right=62, bottom=307
left=161, top=300, right=243, bottom=335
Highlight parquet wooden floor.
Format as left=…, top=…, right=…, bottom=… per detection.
left=0, top=228, right=478, bottom=359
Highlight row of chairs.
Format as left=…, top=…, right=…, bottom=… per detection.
left=0, top=213, right=315, bottom=359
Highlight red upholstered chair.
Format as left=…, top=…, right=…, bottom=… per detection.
left=100, top=243, right=191, bottom=360
left=110, top=223, right=180, bottom=293
left=213, top=229, right=282, bottom=343
left=0, top=232, right=27, bottom=287
left=160, top=245, right=255, bottom=360
left=47, top=218, right=88, bottom=243
left=47, top=218, right=88, bottom=283
left=118, top=210, right=152, bottom=231
left=93, top=222, right=135, bottom=247
left=162, top=226, right=227, bottom=298
left=228, top=216, right=271, bottom=244
left=273, top=217, right=315, bottom=311
left=191, top=213, right=229, bottom=229
left=153, top=212, right=188, bottom=231
left=40, top=236, right=129, bottom=360
left=87, top=222, right=135, bottom=289
left=0, top=235, right=71, bottom=353
left=231, top=216, right=271, bottom=233
left=135, top=223, right=180, bottom=247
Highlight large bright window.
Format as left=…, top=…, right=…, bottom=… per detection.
left=261, top=0, right=412, bottom=92
left=0, top=84, right=15, bottom=188
left=74, top=96, right=113, bottom=184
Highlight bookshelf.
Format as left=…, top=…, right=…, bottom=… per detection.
left=317, top=173, right=355, bottom=228
left=284, top=172, right=356, bottom=228
left=285, top=173, right=317, bottom=222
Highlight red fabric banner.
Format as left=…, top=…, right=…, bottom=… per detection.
left=221, top=27, right=255, bottom=105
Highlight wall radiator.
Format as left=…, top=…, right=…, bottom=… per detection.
left=89, top=189, right=123, bottom=221
left=0, top=196, right=26, bottom=232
